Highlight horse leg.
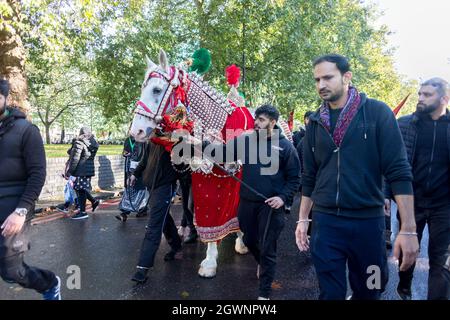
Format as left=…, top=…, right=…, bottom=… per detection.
left=198, top=241, right=218, bottom=278
left=234, top=231, right=249, bottom=254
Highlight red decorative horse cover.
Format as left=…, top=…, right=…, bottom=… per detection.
left=192, top=104, right=254, bottom=242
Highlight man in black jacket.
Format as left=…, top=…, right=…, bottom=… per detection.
left=128, top=141, right=183, bottom=283
left=295, top=55, right=419, bottom=300
left=391, top=78, right=450, bottom=300
left=0, top=79, right=61, bottom=299
left=239, top=105, right=300, bottom=300
left=186, top=104, right=300, bottom=299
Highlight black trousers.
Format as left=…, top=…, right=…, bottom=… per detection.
left=237, top=200, right=285, bottom=298
left=0, top=224, right=56, bottom=294
left=137, top=183, right=182, bottom=268
left=179, top=176, right=195, bottom=230
left=311, top=212, right=387, bottom=300
left=399, top=205, right=450, bottom=300
left=76, top=189, right=96, bottom=213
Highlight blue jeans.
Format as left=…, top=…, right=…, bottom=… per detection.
left=311, top=211, right=387, bottom=300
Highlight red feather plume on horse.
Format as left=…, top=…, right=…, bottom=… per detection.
left=225, top=64, right=241, bottom=87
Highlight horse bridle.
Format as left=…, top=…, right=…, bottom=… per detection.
left=134, top=66, right=184, bottom=121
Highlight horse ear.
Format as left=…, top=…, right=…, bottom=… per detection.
left=159, top=49, right=169, bottom=74
left=146, top=55, right=157, bottom=70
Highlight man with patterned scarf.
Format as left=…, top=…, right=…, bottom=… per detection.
left=295, top=54, right=419, bottom=300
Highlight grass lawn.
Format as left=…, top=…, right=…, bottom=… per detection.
left=45, top=144, right=123, bottom=158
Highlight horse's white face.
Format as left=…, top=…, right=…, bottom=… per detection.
left=130, top=50, right=171, bottom=142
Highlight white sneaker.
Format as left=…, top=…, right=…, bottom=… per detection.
left=257, top=296, right=270, bottom=300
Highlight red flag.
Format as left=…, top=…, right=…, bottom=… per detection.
left=288, top=111, right=294, bottom=132
left=393, top=94, right=410, bottom=117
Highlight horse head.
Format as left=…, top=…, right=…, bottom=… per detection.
left=130, top=49, right=186, bottom=142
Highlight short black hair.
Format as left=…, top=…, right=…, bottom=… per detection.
left=313, top=54, right=350, bottom=75
left=255, top=104, right=279, bottom=122
left=0, top=78, right=9, bottom=97
left=304, top=111, right=313, bottom=119
left=421, top=77, right=449, bottom=98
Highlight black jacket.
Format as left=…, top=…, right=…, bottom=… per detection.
left=292, top=129, right=305, bottom=148
left=397, top=110, right=450, bottom=165
left=391, top=110, right=450, bottom=207
left=302, top=93, right=413, bottom=219
left=133, top=141, right=183, bottom=190
left=0, top=108, right=46, bottom=222
left=202, top=129, right=301, bottom=206
left=67, top=135, right=99, bottom=177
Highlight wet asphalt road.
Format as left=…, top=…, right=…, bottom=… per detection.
left=0, top=196, right=428, bottom=300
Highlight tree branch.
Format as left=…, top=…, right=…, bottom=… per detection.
left=48, top=102, right=88, bottom=125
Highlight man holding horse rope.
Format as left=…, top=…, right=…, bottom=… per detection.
left=181, top=104, right=301, bottom=300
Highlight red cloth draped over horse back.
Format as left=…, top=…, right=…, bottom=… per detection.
left=192, top=103, right=254, bottom=242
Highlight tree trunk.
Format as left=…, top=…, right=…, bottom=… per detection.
left=60, top=123, right=65, bottom=144
left=0, top=0, right=30, bottom=114
left=195, top=0, right=207, bottom=49
left=44, top=123, right=51, bottom=144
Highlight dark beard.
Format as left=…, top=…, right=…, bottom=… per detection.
left=323, top=87, right=345, bottom=103
left=416, top=102, right=439, bottom=114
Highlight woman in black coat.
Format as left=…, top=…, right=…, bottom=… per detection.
left=66, top=127, right=100, bottom=219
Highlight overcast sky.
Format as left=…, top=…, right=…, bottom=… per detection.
left=370, top=0, right=449, bottom=82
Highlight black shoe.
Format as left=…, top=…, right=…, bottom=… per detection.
left=131, top=268, right=148, bottom=284
left=71, top=212, right=89, bottom=220
left=136, top=211, right=148, bottom=218
left=56, top=207, right=69, bottom=214
left=184, top=231, right=198, bottom=244
left=115, top=213, right=128, bottom=222
left=91, top=200, right=100, bottom=212
left=396, top=284, right=412, bottom=300
left=164, top=248, right=181, bottom=261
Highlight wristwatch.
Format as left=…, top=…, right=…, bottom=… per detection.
left=14, top=208, right=28, bottom=217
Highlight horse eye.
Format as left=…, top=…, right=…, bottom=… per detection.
left=153, top=87, right=162, bottom=95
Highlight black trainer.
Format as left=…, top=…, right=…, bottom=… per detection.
left=71, top=212, right=88, bottom=220
left=131, top=267, right=148, bottom=284
left=396, top=284, right=412, bottom=300
left=91, top=200, right=100, bottom=212
left=136, top=210, right=148, bottom=218
left=115, top=213, right=128, bottom=222
left=164, top=248, right=181, bottom=261
left=56, top=206, right=69, bottom=214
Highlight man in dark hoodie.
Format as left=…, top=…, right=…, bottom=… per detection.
left=66, top=126, right=100, bottom=220
left=295, top=54, right=419, bottom=300
left=185, top=104, right=300, bottom=299
left=0, top=78, right=61, bottom=299
left=391, top=78, right=449, bottom=300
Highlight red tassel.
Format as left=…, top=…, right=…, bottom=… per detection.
left=288, top=111, right=294, bottom=132
left=225, top=64, right=241, bottom=86
left=393, top=94, right=410, bottom=117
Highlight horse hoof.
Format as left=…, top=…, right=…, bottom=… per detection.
left=198, top=267, right=217, bottom=278
left=235, top=243, right=249, bottom=255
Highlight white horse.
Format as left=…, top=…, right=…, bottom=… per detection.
left=130, top=49, right=248, bottom=278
